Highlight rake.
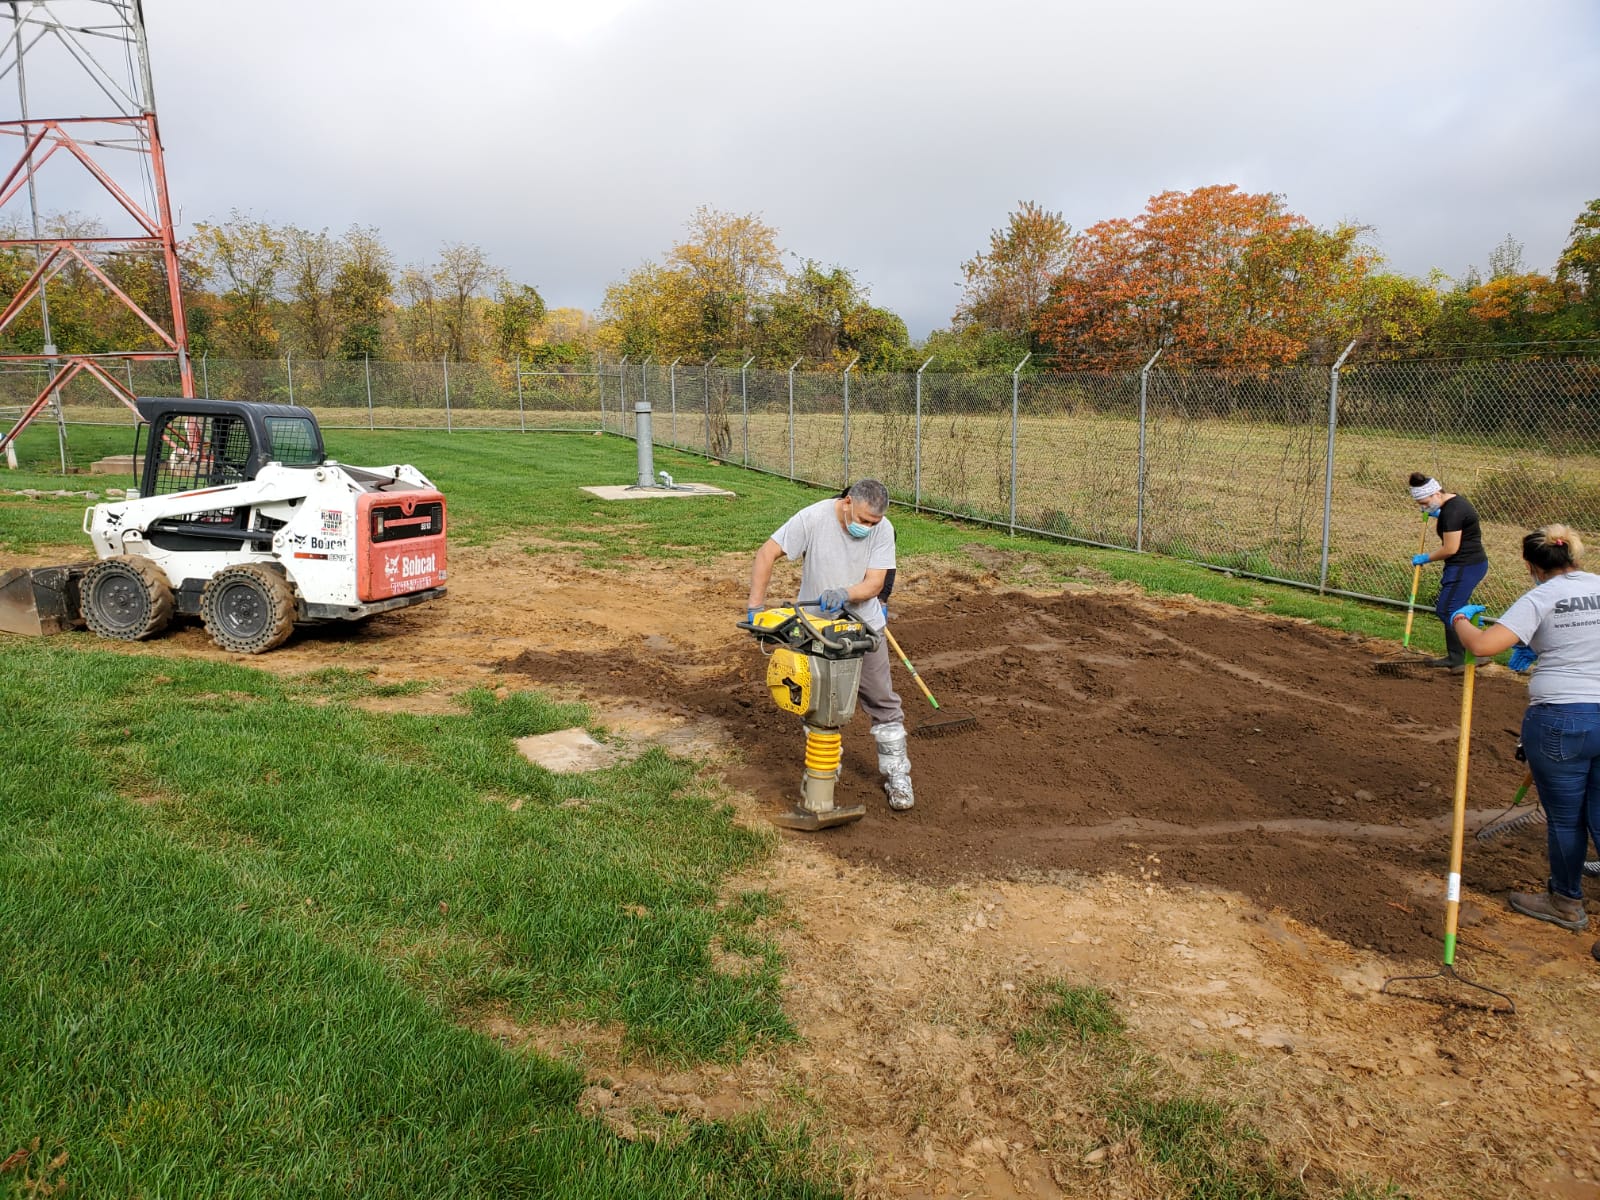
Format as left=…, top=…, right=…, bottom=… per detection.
left=1381, top=646, right=1515, bottom=1013
left=1475, top=770, right=1600, bottom=875
left=1374, top=513, right=1437, bottom=676
left=1475, top=770, right=1542, bottom=841
left=882, top=626, right=976, bottom=738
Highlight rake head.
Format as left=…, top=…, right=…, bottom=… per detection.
left=912, top=711, right=977, bottom=738
left=1475, top=803, right=1546, bottom=841
left=1373, top=655, right=1435, bottom=676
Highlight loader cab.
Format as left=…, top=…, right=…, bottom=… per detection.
left=134, top=398, right=325, bottom=499
left=133, top=398, right=325, bottom=550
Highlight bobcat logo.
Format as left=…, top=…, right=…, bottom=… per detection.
left=384, top=552, right=401, bottom=579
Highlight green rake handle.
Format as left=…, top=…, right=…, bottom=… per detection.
left=1512, top=771, right=1532, bottom=807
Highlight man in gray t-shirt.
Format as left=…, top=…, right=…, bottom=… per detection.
left=746, top=479, right=913, bottom=812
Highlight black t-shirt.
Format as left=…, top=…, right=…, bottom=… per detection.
left=1435, top=495, right=1487, bottom=565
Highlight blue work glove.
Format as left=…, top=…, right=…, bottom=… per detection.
left=1451, top=603, right=1487, bottom=626
left=1508, top=644, right=1539, bottom=672
left=1411, top=553, right=1431, bottom=566
left=817, top=587, right=849, bottom=614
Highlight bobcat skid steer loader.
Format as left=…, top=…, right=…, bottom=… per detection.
left=0, top=397, right=447, bottom=653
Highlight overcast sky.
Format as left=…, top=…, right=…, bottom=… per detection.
left=13, top=0, right=1600, bottom=340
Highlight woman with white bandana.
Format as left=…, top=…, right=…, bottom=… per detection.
left=1407, top=471, right=1489, bottom=672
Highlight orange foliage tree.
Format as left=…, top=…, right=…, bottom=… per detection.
left=1034, top=185, right=1375, bottom=368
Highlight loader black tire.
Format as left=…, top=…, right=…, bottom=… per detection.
left=81, top=556, right=174, bottom=642
left=200, top=563, right=295, bottom=654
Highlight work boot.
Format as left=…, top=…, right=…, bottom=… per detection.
left=872, top=720, right=914, bottom=812
left=884, top=774, right=915, bottom=812
left=1507, top=889, right=1589, bottom=931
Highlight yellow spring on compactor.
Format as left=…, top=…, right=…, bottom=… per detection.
left=804, top=729, right=842, bottom=776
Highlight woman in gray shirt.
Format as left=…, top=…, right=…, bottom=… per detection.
left=1453, top=525, right=1600, bottom=956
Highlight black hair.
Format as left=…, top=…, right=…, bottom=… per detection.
left=1524, top=525, right=1584, bottom=572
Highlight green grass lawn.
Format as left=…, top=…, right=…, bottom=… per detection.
left=0, top=421, right=1417, bottom=1196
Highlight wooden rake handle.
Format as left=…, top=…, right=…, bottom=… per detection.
left=882, top=626, right=942, bottom=710
left=1403, top=513, right=1430, bottom=649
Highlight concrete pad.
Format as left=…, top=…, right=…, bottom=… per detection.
left=515, top=727, right=619, bottom=772
left=580, top=482, right=735, bottom=500
left=89, top=455, right=138, bottom=475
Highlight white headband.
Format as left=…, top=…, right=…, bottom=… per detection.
left=1409, top=478, right=1442, bottom=502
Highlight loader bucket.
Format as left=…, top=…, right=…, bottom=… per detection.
left=0, top=563, right=89, bottom=636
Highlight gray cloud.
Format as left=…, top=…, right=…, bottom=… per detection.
left=32, top=0, right=1600, bottom=339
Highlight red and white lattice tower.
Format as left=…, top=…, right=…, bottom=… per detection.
left=0, top=0, right=193, bottom=466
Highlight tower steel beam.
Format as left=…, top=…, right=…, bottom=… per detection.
left=0, top=0, right=193, bottom=466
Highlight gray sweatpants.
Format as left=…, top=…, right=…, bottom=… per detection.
left=857, top=637, right=904, bottom=726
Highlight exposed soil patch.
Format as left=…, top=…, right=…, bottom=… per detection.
left=502, top=588, right=1543, bottom=961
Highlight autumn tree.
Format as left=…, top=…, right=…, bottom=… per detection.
left=596, top=261, right=696, bottom=359
left=1556, top=198, right=1600, bottom=325
left=281, top=224, right=342, bottom=360
left=669, top=206, right=784, bottom=354
left=331, top=226, right=394, bottom=359
left=492, top=281, right=547, bottom=361
left=755, top=261, right=911, bottom=368
left=955, top=201, right=1073, bottom=341
left=1034, top=185, right=1375, bottom=368
left=433, top=242, right=498, bottom=361
left=191, top=211, right=285, bottom=359
left=1350, top=272, right=1441, bottom=358
left=395, top=266, right=444, bottom=361
left=598, top=207, right=785, bottom=360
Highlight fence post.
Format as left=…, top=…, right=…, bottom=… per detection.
left=515, top=354, right=525, bottom=432
left=740, top=356, right=754, bottom=466
left=365, top=353, right=374, bottom=429
left=788, top=358, right=802, bottom=480
left=639, top=355, right=652, bottom=445
left=666, top=357, right=681, bottom=447
left=842, top=355, right=859, bottom=487
left=1009, top=353, right=1031, bottom=535
left=286, top=350, right=293, bottom=404
left=703, top=356, right=714, bottom=456
left=914, top=355, right=933, bottom=509
left=438, top=356, right=451, bottom=432
left=1136, top=347, right=1162, bottom=552
left=200, top=351, right=208, bottom=398
left=1319, top=341, right=1358, bottom=593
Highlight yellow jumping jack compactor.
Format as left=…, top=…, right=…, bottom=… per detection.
left=740, top=602, right=881, bottom=831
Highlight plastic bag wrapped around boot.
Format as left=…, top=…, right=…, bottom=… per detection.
left=873, top=720, right=914, bottom=811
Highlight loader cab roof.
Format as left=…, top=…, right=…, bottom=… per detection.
left=134, top=398, right=326, bottom=495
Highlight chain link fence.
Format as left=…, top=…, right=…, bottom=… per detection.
left=10, top=351, right=1599, bottom=611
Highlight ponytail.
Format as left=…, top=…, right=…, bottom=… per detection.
left=1523, top=524, right=1584, bottom=572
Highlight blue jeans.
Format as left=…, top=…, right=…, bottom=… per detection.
left=1435, top=559, right=1488, bottom=663
left=1522, top=703, right=1600, bottom=899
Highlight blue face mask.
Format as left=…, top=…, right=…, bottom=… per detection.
left=1427, top=507, right=1441, bottom=518
left=846, top=522, right=871, bottom=539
